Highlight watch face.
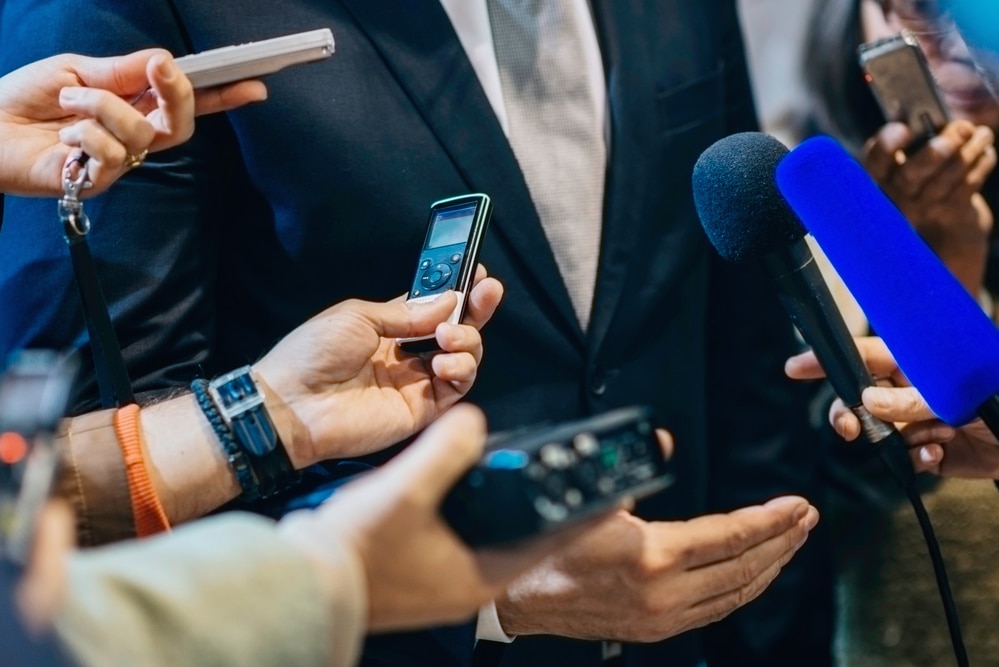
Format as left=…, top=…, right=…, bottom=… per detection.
left=209, top=366, right=264, bottom=419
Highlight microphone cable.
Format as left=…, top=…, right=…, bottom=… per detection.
left=872, top=423, right=969, bottom=667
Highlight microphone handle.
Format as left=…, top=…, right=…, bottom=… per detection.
left=762, top=238, right=873, bottom=406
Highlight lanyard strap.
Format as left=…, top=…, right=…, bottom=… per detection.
left=59, top=157, right=134, bottom=408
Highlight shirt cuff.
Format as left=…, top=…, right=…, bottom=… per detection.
left=55, top=409, right=135, bottom=546
left=475, top=601, right=516, bottom=643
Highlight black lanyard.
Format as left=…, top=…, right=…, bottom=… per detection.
left=58, top=157, right=134, bottom=408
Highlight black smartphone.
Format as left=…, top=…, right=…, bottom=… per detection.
left=858, top=30, right=951, bottom=145
left=0, top=351, right=78, bottom=563
left=397, top=193, right=492, bottom=354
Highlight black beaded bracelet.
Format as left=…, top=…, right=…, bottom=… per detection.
left=191, top=378, right=260, bottom=502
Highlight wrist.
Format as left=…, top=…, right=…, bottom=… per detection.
left=494, top=582, right=548, bottom=637
left=477, top=601, right=517, bottom=643
left=197, top=367, right=302, bottom=500
left=141, top=393, right=241, bottom=523
left=251, top=370, right=313, bottom=469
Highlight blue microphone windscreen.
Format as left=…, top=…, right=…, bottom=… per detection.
left=775, top=135, right=999, bottom=425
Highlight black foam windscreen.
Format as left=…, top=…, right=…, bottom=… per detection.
left=692, top=132, right=804, bottom=262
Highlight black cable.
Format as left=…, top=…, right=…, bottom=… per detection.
left=877, top=431, right=969, bottom=667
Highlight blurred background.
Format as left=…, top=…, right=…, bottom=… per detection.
left=739, top=1, right=999, bottom=664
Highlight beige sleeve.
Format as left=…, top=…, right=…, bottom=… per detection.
left=54, top=410, right=136, bottom=546
left=55, top=513, right=367, bottom=667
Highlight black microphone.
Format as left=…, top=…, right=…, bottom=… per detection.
left=691, top=132, right=909, bottom=478
left=693, top=132, right=967, bottom=667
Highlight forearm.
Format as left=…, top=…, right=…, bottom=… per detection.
left=56, top=393, right=241, bottom=544
left=140, top=392, right=242, bottom=524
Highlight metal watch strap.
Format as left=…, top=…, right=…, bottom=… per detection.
left=208, top=367, right=299, bottom=499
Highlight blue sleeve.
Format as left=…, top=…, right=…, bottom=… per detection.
left=0, top=0, right=235, bottom=411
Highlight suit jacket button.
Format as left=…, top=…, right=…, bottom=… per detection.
left=590, top=377, right=607, bottom=396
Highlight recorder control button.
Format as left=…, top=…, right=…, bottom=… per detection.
left=420, top=258, right=433, bottom=269
left=450, top=252, right=463, bottom=264
left=540, top=444, right=572, bottom=469
left=573, top=432, right=599, bottom=457
left=422, top=264, right=452, bottom=290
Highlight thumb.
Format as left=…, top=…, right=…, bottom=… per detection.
left=358, top=293, right=459, bottom=340
left=72, top=49, right=169, bottom=96
left=382, top=404, right=486, bottom=506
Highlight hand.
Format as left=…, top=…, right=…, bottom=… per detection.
left=0, top=49, right=266, bottom=197
left=785, top=336, right=999, bottom=478
left=254, top=266, right=504, bottom=466
left=278, top=404, right=610, bottom=632
left=863, top=120, right=996, bottom=294
left=494, top=496, right=818, bottom=642
left=16, top=500, right=76, bottom=634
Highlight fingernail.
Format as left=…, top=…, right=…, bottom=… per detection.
left=836, top=415, right=855, bottom=437
left=155, top=57, right=174, bottom=81
left=60, top=87, right=81, bottom=103
left=792, top=502, right=808, bottom=522
left=919, top=447, right=937, bottom=464
left=804, top=507, right=819, bottom=530
left=405, top=293, right=447, bottom=309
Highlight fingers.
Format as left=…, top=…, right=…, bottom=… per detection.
left=435, top=322, right=484, bottom=365
left=687, top=508, right=812, bottom=626
left=350, top=294, right=459, bottom=340
left=70, top=48, right=168, bottom=96
left=383, top=404, right=487, bottom=505
left=656, top=428, right=674, bottom=459
left=783, top=350, right=826, bottom=381
left=679, top=496, right=812, bottom=569
left=57, top=118, right=130, bottom=179
left=193, top=79, right=268, bottom=116
left=461, top=273, right=505, bottom=331
left=861, top=385, right=936, bottom=423
left=967, top=142, right=998, bottom=192
left=785, top=337, right=899, bottom=382
left=895, top=122, right=972, bottom=198
left=430, top=350, right=478, bottom=392
left=829, top=398, right=862, bottom=442
left=916, top=124, right=995, bottom=201
left=146, top=54, right=195, bottom=151
left=58, top=87, right=156, bottom=156
left=863, top=123, right=911, bottom=183
left=909, top=442, right=945, bottom=474
left=18, top=499, right=75, bottom=632
left=432, top=324, right=481, bottom=392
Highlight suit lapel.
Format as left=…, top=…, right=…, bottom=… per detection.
left=338, top=0, right=583, bottom=344
left=587, top=0, right=659, bottom=355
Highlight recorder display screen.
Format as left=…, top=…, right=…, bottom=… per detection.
left=426, top=202, right=476, bottom=249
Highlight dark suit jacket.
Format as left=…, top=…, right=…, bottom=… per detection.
left=0, top=1, right=832, bottom=665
